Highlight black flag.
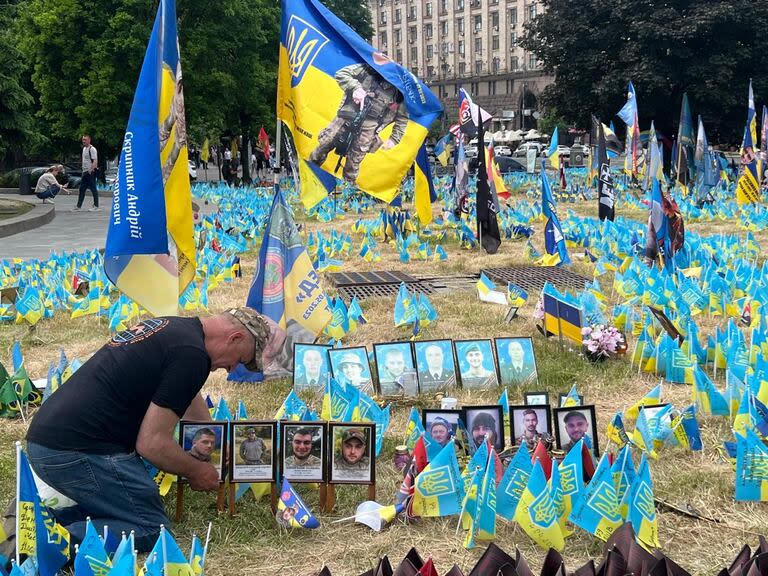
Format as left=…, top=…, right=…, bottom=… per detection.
left=476, top=112, right=501, bottom=254
left=597, top=123, right=615, bottom=221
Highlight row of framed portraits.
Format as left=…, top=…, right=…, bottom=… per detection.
left=423, top=403, right=600, bottom=456
left=179, top=420, right=376, bottom=485
left=293, top=337, right=539, bottom=396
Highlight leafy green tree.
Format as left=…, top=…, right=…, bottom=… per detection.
left=0, top=2, right=39, bottom=167
left=324, top=0, right=373, bottom=41
left=521, top=0, right=768, bottom=144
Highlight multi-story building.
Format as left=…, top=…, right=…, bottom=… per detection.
left=369, top=0, right=554, bottom=131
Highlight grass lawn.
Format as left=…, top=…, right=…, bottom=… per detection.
left=0, top=193, right=766, bottom=576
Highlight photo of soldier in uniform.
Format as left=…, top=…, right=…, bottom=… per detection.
left=463, top=406, right=504, bottom=453
left=309, top=63, right=410, bottom=184
left=414, top=339, right=457, bottom=393
left=455, top=340, right=498, bottom=389
left=495, top=337, right=538, bottom=387
left=230, top=422, right=276, bottom=482
left=328, top=347, right=373, bottom=394
left=180, top=422, right=226, bottom=481
left=422, top=409, right=462, bottom=447
left=554, top=406, right=599, bottom=456
left=281, top=422, right=327, bottom=483
left=293, top=343, right=331, bottom=393
left=373, top=342, right=417, bottom=396
left=510, top=405, right=552, bottom=452
left=330, top=424, right=375, bottom=484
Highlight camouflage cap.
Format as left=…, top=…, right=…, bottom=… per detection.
left=227, top=307, right=270, bottom=372
left=342, top=428, right=366, bottom=444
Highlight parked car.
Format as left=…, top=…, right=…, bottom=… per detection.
left=513, top=142, right=545, bottom=158
left=468, top=155, right=526, bottom=174
left=0, top=164, right=79, bottom=190
left=495, top=145, right=512, bottom=156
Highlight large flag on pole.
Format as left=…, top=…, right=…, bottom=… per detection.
left=541, top=162, right=570, bottom=265
left=414, top=143, right=437, bottom=225
left=737, top=80, right=761, bottom=205
left=104, top=0, right=195, bottom=316
left=676, top=92, right=695, bottom=191
left=277, top=0, right=442, bottom=203
left=597, top=123, right=614, bottom=221
left=476, top=107, right=501, bottom=254
left=617, top=81, right=640, bottom=178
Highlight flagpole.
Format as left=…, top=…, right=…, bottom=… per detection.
left=274, top=119, right=282, bottom=190
left=15, top=441, right=21, bottom=565
left=202, top=521, right=212, bottom=571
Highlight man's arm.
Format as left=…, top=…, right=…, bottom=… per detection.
left=136, top=402, right=219, bottom=491
left=182, top=393, right=211, bottom=421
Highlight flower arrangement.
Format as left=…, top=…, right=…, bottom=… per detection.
left=581, top=324, right=626, bottom=361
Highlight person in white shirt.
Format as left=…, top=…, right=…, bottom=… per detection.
left=74, top=134, right=99, bottom=212
left=34, top=165, right=67, bottom=204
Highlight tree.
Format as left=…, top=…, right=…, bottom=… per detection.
left=0, top=2, right=39, bottom=167
left=521, top=0, right=768, bottom=144
left=323, top=0, right=373, bottom=41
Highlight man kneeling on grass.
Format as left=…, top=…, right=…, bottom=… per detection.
left=15, top=307, right=285, bottom=554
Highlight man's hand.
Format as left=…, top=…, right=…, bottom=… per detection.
left=381, top=139, right=396, bottom=151
left=187, top=462, right=220, bottom=491
left=352, top=86, right=368, bottom=107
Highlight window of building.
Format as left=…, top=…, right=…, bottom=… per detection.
left=459, top=62, right=466, bottom=75
left=471, top=81, right=479, bottom=93
left=396, top=48, right=403, bottom=62
left=492, top=35, right=499, bottom=50
left=441, top=20, right=448, bottom=36
left=394, top=8, right=401, bottom=23
left=426, top=44, right=434, bottom=58
left=441, top=0, right=448, bottom=13
left=409, top=5, right=416, bottom=19
left=489, top=80, right=497, bottom=94
left=428, top=65, right=434, bottom=78
left=426, top=2, right=432, bottom=16
left=411, top=46, right=418, bottom=61
left=425, top=23, right=433, bottom=38
left=458, top=39, right=465, bottom=54
left=457, top=17, right=464, bottom=32
left=527, top=3, right=537, bottom=20
left=380, top=10, right=387, bottom=24
left=511, top=55, right=519, bottom=70
left=442, top=41, right=449, bottom=54
left=395, top=28, right=401, bottom=43
left=510, top=31, right=517, bottom=46
left=456, top=0, right=464, bottom=10
left=475, top=60, right=482, bottom=74
left=380, top=31, right=387, bottom=46
left=528, top=52, right=537, bottom=69
left=409, top=26, right=417, bottom=41
left=491, top=11, right=499, bottom=28
left=474, top=37, right=482, bottom=53
left=509, top=7, right=517, bottom=24
left=474, top=15, right=482, bottom=32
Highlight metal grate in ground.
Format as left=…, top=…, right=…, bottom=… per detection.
left=481, top=266, right=589, bottom=294
left=329, top=270, right=418, bottom=287
left=337, top=281, right=436, bottom=301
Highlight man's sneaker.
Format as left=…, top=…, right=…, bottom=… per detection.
left=71, top=206, right=82, bottom=212
left=88, top=206, right=100, bottom=212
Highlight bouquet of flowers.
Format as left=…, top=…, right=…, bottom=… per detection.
left=581, top=324, right=625, bottom=361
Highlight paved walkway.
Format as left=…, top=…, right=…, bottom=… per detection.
left=0, top=192, right=111, bottom=260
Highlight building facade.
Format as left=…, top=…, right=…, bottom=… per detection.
left=369, top=0, right=554, bottom=131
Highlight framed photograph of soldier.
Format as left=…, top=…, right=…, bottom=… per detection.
left=494, top=337, right=538, bottom=387
left=328, top=423, right=375, bottom=484
left=558, top=393, right=585, bottom=407
left=280, top=421, right=327, bottom=483
left=422, top=408, right=462, bottom=450
left=463, top=405, right=505, bottom=453
left=179, top=421, right=227, bottom=481
left=373, top=342, right=418, bottom=396
left=414, top=339, right=458, bottom=393
left=553, top=406, right=599, bottom=456
left=229, top=421, right=277, bottom=483
left=524, top=392, right=550, bottom=406
left=328, top=346, right=374, bottom=395
left=454, top=339, right=499, bottom=389
left=510, top=405, right=552, bottom=452
left=293, top=343, right=332, bottom=393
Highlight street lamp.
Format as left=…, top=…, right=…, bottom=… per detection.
left=520, top=82, right=527, bottom=130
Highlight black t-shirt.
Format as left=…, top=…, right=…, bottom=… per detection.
left=27, top=317, right=211, bottom=454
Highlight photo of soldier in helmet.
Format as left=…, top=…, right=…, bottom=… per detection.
left=309, top=63, right=409, bottom=184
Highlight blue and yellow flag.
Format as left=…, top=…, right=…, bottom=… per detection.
left=496, top=443, right=531, bottom=521
left=105, top=0, right=195, bottom=316
left=161, top=527, right=194, bottom=576
left=277, top=0, right=442, bottom=202
left=412, top=441, right=464, bottom=517
left=414, top=143, right=437, bottom=225
left=737, top=80, right=760, bottom=205
left=568, top=454, right=622, bottom=541
left=541, top=164, right=570, bottom=265
left=625, top=383, right=662, bottom=420
left=735, top=429, right=768, bottom=501
left=277, top=478, right=321, bottom=528
left=515, top=459, right=565, bottom=551
left=298, top=157, right=337, bottom=210
left=74, top=519, right=111, bottom=576
left=189, top=534, right=205, bottom=576
left=434, top=133, right=453, bottom=167
left=628, top=454, right=660, bottom=549
left=547, top=126, right=560, bottom=170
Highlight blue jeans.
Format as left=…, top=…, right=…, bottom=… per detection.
left=26, top=443, right=169, bottom=552
left=77, top=172, right=98, bottom=208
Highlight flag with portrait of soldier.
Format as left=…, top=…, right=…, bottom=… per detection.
left=277, top=0, right=443, bottom=204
